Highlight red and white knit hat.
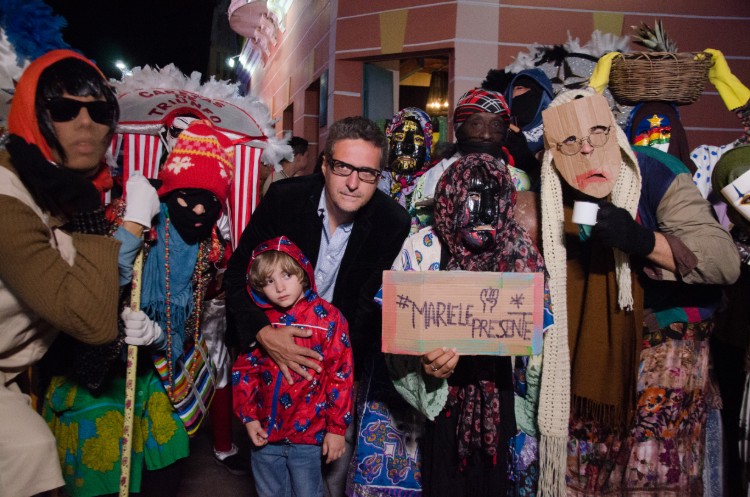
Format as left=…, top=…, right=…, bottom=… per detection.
left=157, top=119, right=235, bottom=206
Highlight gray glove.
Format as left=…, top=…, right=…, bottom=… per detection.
left=123, top=172, right=160, bottom=229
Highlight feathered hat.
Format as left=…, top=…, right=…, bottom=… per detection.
left=0, top=0, right=70, bottom=134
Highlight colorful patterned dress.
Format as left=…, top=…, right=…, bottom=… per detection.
left=566, top=148, right=738, bottom=496
left=44, top=365, right=189, bottom=496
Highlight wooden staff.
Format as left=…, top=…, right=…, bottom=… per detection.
left=119, top=250, right=144, bottom=497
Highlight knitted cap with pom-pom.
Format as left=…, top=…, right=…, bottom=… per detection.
left=157, top=119, right=234, bottom=207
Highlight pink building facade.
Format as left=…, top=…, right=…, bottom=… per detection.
left=228, top=0, right=750, bottom=167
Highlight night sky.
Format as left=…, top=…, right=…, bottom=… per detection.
left=45, top=0, right=219, bottom=80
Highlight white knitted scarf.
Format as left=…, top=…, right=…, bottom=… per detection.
left=537, top=89, right=641, bottom=496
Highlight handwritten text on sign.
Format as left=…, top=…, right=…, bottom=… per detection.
left=382, top=270, right=543, bottom=356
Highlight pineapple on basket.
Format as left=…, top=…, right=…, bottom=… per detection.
left=631, top=20, right=678, bottom=52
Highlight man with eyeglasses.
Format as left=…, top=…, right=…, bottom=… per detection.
left=536, top=90, right=739, bottom=496
left=225, top=115, right=411, bottom=496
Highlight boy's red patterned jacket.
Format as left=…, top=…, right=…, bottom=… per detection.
left=232, top=236, right=354, bottom=444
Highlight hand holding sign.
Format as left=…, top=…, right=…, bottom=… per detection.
left=382, top=271, right=543, bottom=356
left=422, top=347, right=459, bottom=379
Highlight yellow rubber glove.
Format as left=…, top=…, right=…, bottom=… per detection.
left=705, top=48, right=750, bottom=111
left=588, top=52, right=621, bottom=94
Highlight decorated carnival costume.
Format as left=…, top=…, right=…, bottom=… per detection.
left=537, top=89, right=739, bottom=496
left=411, top=88, right=531, bottom=230
left=377, top=107, right=434, bottom=232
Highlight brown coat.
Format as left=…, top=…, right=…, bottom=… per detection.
left=0, top=152, right=120, bottom=380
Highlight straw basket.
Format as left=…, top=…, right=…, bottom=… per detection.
left=609, top=51, right=712, bottom=105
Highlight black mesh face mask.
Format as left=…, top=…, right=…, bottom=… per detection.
left=457, top=140, right=504, bottom=158
left=165, top=189, right=221, bottom=244
left=510, top=77, right=543, bottom=128
left=456, top=113, right=507, bottom=159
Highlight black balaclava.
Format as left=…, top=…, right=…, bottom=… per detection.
left=165, top=188, right=221, bottom=244
left=510, top=76, right=543, bottom=128
left=457, top=140, right=504, bottom=158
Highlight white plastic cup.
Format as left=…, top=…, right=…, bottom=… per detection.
left=572, top=201, right=599, bottom=226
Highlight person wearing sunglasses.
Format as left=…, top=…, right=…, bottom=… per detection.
left=0, top=49, right=160, bottom=497
left=538, top=90, right=739, bottom=495
left=225, top=116, right=411, bottom=497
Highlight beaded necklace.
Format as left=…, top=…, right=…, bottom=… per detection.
left=163, top=214, right=208, bottom=399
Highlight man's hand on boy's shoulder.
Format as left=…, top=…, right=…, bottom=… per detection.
left=322, top=433, right=346, bottom=464
left=257, top=324, right=323, bottom=384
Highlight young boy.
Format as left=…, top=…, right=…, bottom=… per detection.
left=232, top=236, right=354, bottom=497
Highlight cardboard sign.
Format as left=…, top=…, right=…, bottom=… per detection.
left=382, top=270, right=544, bottom=356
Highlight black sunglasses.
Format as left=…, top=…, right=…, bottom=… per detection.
left=45, top=97, right=115, bottom=125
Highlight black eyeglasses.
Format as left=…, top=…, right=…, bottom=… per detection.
left=327, top=157, right=381, bottom=184
left=45, top=97, right=116, bottom=125
left=555, top=126, right=612, bottom=156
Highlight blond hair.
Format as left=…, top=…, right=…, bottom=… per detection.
left=248, top=251, right=309, bottom=294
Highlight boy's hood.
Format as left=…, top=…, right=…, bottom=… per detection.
left=247, top=235, right=316, bottom=308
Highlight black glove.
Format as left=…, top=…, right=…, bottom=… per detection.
left=593, top=201, right=655, bottom=256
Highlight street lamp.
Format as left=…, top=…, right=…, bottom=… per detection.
left=226, top=55, right=241, bottom=68
left=115, top=60, right=132, bottom=76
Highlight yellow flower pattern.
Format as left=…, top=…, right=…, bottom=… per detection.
left=44, top=366, right=189, bottom=495
left=148, top=390, right=179, bottom=445
left=82, top=411, right=123, bottom=472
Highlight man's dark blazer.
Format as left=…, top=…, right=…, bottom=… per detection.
left=224, top=173, right=411, bottom=379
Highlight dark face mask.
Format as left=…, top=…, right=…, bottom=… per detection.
left=512, top=88, right=542, bottom=128
left=388, top=117, right=426, bottom=175
left=457, top=140, right=505, bottom=158
left=457, top=168, right=500, bottom=251
left=456, top=113, right=507, bottom=159
left=165, top=189, right=221, bottom=244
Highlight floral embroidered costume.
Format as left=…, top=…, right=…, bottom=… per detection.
left=377, top=107, right=435, bottom=232
left=352, top=153, right=552, bottom=497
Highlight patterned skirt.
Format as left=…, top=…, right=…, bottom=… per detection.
left=567, top=319, right=713, bottom=497
left=346, top=353, right=424, bottom=497
left=43, top=366, right=189, bottom=497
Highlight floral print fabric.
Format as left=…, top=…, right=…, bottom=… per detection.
left=347, top=355, right=423, bottom=497
left=433, top=153, right=544, bottom=274
left=567, top=320, right=713, bottom=497
left=44, top=367, right=189, bottom=497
